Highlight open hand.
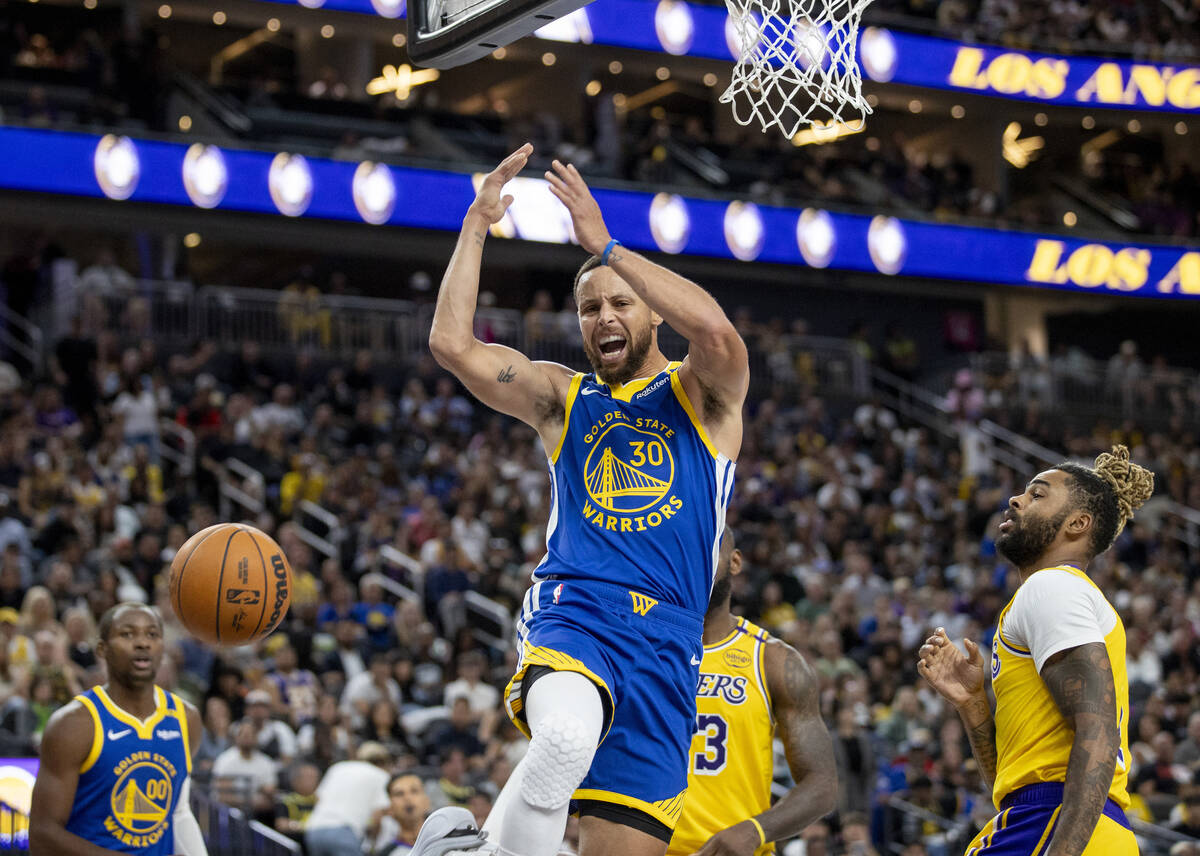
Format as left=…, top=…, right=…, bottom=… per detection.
left=468, top=143, right=532, bottom=224
left=545, top=159, right=612, bottom=255
left=917, top=628, right=986, bottom=707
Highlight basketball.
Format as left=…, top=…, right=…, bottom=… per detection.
left=169, top=523, right=293, bottom=647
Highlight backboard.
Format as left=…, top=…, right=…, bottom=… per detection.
left=407, top=0, right=591, bottom=68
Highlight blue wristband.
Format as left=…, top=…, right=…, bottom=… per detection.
left=601, top=239, right=622, bottom=265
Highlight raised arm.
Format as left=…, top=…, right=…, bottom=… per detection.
left=428, top=143, right=573, bottom=447
left=918, top=629, right=998, bottom=792
left=30, top=703, right=124, bottom=856
left=544, top=161, right=748, bottom=453
left=1041, top=643, right=1119, bottom=856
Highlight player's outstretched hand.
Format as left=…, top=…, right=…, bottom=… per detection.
left=468, top=143, right=532, bottom=224
left=545, top=159, right=612, bottom=256
left=917, top=627, right=985, bottom=708
left=692, top=820, right=763, bottom=856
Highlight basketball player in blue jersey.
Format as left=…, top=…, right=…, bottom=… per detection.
left=919, top=446, right=1154, bottom=856
left=418, top=144, right=749, bottom=856
left=30, top=603, right=208, bottom=856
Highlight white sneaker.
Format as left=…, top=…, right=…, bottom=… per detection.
left=409, top=806, right=489, bottom=856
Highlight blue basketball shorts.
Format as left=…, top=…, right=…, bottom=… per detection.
left=966, top=784, right=1138, bottom=856
left=503, top=577, right=703, bottom=832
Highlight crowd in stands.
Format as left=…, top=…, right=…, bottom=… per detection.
left=871, top=0, right=1198, bottom=59
left=3, top=4, right=1198, bottom=240
left=0, top=258, right=1198, bottom=856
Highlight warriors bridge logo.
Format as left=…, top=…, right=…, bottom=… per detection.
left=105, top=753, right=176, bottom=847
left=580, top=413, right=685, bottom=532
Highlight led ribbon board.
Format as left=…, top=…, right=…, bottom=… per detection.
left=0, top=127, right=1197, bottom=297
left=251, top=0, right=1199, bottom=112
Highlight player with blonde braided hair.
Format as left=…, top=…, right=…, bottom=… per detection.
left=919, top=445, right=1153, bottom=856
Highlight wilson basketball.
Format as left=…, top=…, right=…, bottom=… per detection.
left=169, top=523, right=293, bottom=646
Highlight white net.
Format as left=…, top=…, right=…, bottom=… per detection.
left=720, top=0, right=874, bottom=140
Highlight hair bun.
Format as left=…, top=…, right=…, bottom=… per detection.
left=1093, top=444, right=1155, bottom=530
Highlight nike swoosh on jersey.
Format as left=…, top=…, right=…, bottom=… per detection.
left=108, top=728, right=132, bottom=740
left=691, top=655, right=702, bottom=666
left=580, top=387, right=600, bottom=395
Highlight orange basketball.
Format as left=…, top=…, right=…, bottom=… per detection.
left=169, top=523, right=293, bottom=646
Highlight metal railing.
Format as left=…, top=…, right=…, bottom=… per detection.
left=928, top=351, right=1200, bottom=429
left=160, top=417, right=196, bottom=477
left=0, top=305, right=43, bottom=374
left=192, top=782, right=301, bottom=856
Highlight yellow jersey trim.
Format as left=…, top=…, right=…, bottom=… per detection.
left=505, top=642, right=615, bottom=744
left=606, top=361, right=683, bottom=403
left=1031, top=806, right=1062, bottom=856
left=669, top=370, right=719, bottom=460
left=754, top=632, right=773, bottom=726
left=95, top=685, right=170, bottom=740
left=550, top=373, right=585, bottom=464
left=173, top=693, right=192, bottom=773
left=573, top=787, right=688, bottom=829
left=76, top=695, right=104, bottom=773
left=703, top=625, right=744, bottom=653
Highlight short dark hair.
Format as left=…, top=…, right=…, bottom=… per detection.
left=388, top=772, right=421, bottom=794
left=573, top=254, right=604, bottom=300
left=98, top=602, right=162, bottom=641
left=1054, top=464, right=1121, bottom=558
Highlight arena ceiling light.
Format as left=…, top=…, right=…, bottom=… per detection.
left=649, top=193, right=690, bottom=254
left=654, top=0, right=694, bottom=56
left=859, top=27, right=897, bottom=82
left=723, top=201, right=765, bottom=261
left=791, top=119, right=863, bottom=146
left=366, top=63, right=440, bottom=102
left=93, top=134, right=140, bottom=200
left=796, top=208, right=836, bottom=268
left=1002, top=121, right=1044, bottom=168
left=353, top=162, right=397, bottom=224
left=268, top=152, right=314, bottom=217
left=534, top=8, right=593, bottom=42
left=182, top=144, right=229, bottom=209
left=370, top=0, right=405, bottom=16
left=867, top=215, right=906, bottom=275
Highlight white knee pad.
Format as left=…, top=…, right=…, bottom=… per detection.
left=520, top=711, right=597, bottom=810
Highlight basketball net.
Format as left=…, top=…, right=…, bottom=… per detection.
left=720, top=0, right=874, bottom=140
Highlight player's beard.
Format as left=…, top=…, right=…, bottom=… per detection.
left=583, top=324, right=653, bottom=386
left=996, top=507, right=1069, bottom=568
left=707, top=573, right=733, bottom=616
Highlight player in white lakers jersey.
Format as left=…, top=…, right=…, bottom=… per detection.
left=919, top=446, right=1154, bottom=856
left=30, top=603, right=208, bottom=856
left=418, top=145, right=748, bottom=856
left=669, top=533, right=836, bottom=856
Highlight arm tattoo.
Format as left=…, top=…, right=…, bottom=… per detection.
left=758, top=643, right=837, bottom=843
left=606, top=249, right=624, bottom=265
left=959, top=694, right=999, bottom=791
left=497, top=365, right=516, bottom=383
left=1042, top=643, right=1118, bottom=856
left=474, top=231, right=487, bottom=247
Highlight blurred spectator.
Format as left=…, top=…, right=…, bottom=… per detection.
left=274, top=761, right=321, bottom=845
left=244, top=688, right=298, bottom=762
left=212, top=719, right=280, bottom=820
left=373, top=772, right=432, bottom=856
left=305, top=741, right=393, bottom=856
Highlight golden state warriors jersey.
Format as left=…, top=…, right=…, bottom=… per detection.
left=669, top=618, right=775, bottom=856
left=66, top=686, right=191, bottom=854
left=990, top=566, right=1131, bottom=810
left=536, top=362, right=735, bottom=615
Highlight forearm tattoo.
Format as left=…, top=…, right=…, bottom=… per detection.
left=1042, top=643, right=1119, bottom=856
